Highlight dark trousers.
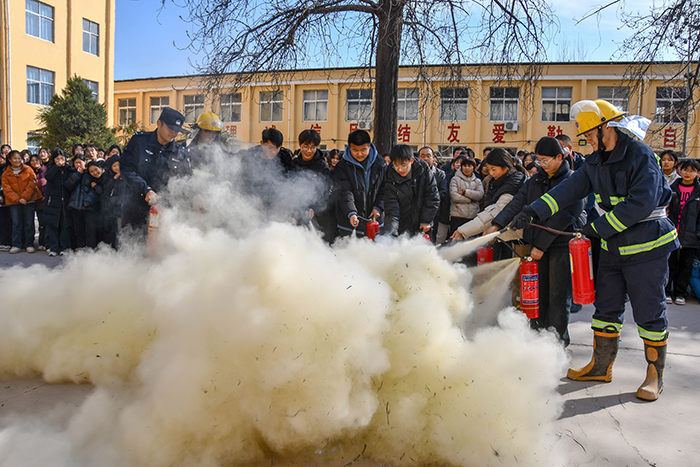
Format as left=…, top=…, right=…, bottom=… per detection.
left=9, top=203, right=35, bottom=249
left=36, top=209, right=46, bottom=247
left=84, top=210, right=101, bottom=248
left=593, top=251, right=670, bottom=338
left=46, top=209, right=71, bottom=254
left=531, top=244, right=572, bottom=346
left=0, top=207, right=11, bottom=245
left=70, top=209, right=86, bottom=249
left=667, top=247, right=697, bottom=298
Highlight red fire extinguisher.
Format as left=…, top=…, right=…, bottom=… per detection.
left=569, top=233, right=595, bottom=304
left=146, top=205, right=159, bottom=257
left=365, top=218, right=380, bottom=240
left=520, top=257, right=539, bottom=319
left=477, top=246, right=494, bottom=265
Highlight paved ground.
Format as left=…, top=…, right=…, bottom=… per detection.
left=1, top=250, right=699, bottom=466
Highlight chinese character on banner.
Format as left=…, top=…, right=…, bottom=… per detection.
left=664, top=128, right=677, bottom=148
left=492, top=124, right=506, bottom=143
left=225, top=124, right=237, bottom=138
left=310, top=124, right=322, bottom=137
left=556, top=126, right=563, bottom=136
left=349, top=123, right=359, bottom=132
left=398, top=124, right=411, bottom=142
left=547, top=125, right=564, bottom=137
left=447, top=123, right=460, bottom=143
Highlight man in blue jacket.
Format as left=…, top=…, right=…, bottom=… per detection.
left=513, top=100, right=679, bottom=401
left=121, top=107, right=191, bottom=231
left=333, top=130, right=386, bottom=237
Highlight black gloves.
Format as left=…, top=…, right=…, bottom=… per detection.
left=581, top=222, right=599, bottom=239
left=510, top=205, right=537, bottom=230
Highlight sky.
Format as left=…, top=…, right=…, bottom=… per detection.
left=114, top=0, right=647, bottom=81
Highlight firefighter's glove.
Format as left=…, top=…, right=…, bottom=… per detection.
left=510, top=206, right=537, bottom=231
left=581, top=222, right=600, bottom=239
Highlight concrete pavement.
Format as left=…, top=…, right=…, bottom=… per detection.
left=1, top=249, right=699, bottom=465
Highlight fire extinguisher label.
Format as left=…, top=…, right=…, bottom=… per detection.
left=149, top=214, right=159, bottom=228
left=588, top=248, right=594, bottom=280
left=569, top=254, right=574, bottom=274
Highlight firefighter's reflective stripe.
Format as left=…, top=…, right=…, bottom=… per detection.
left=601, top=239, right=608, bottom=251
left=638, top=326, right=668, bottom=342
left=592, top=319, right=622, bottom=333
left=605, top=211, right=627, bottom=233
left=618, top=229, right=678, bottom=256
left=610, top=196, right=625, bottom=205
left=541, top=193, right=559, bottom=215
left=595, top=193, right=602, bottom=203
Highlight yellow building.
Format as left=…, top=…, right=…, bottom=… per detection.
left=114, top=62, right=699, bottom=159
left=0, top=0, right=115, bottom=150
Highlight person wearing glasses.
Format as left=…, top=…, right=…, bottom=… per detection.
left=484, top=137, right=583, bottom=346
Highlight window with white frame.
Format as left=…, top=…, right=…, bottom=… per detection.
left=27, top=133, right=41, bottom=154
left=655, top=87, right=687, bottom=124
left=397, top=88, right=419, bottom=121
left=489, top=87, right=519, bottom=122
left=118, top=98, right=137, bottom=126
left=220, top=93, right=242, bottom=122
left=26, top=66, right=54, bottom=105
left=303, top=90, right=328, bottom=122
left=541, top=87, right=572, bottom=122
left=83, top=79, right=99, bottom=101
left=440, top=87, right=469, bottom=121
left=183, top=95, right=205, bottom=123
left=150, top=96, right=170, bottom=125
left=82, top=19, right=99, bottom=56
left=597, top=87, right=629, bottom=112
left=259, top=91, right=284, bottom=122
left=346, top=89, right=373, bottom=122
left=26, top=0, right=54, bottom=42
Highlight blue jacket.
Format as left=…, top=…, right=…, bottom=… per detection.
left=530, top=131, right=679, bottom=263
left=333, top=143, right=386, bottom=234
left=494, top=160, right=583, bottom=252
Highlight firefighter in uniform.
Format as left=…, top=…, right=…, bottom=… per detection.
left=186, top=111, right=225, bottom=175
left=512, top=99, right=679, bottom=401
left=121, top=107, right=191, bottom=231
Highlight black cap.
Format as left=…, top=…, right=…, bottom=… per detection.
left=158, top=107, right=185, bottom=133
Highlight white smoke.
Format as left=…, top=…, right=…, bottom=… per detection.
left=0, top=146, right=568, bottom=467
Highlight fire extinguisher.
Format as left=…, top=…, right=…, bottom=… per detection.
left=477, top=246, right=494, bottom=265
left=520, top=257, right=539, bottom=319
left=365, top=218, right=380, bottom=240
left=569, top=233, right=595, bottom=304
left=146, top=205, right=159, bottom=257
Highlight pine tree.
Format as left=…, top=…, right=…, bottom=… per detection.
left=32, top=76, right=119, bottom=151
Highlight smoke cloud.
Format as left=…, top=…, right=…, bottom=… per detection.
left=0, top=147, right=568, bottom=467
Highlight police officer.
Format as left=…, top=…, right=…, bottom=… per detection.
left=121, top=107, right=191, bottom=231
left=512, top=99, right=679, bottom=401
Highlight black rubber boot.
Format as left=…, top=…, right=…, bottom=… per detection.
left=636, top=338, right=667, bottom=401
left=567, top=330, right=620, bottom=382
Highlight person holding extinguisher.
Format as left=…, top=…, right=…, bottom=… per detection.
left=484, top=137, right=584, bottom=347
left=511, top=100, right=679, bottom=401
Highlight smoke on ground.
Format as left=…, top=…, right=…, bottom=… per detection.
left=0, top=148, right=568, bottom=467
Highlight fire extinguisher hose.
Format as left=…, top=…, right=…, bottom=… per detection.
left=528, top=223, right=579, bottom=237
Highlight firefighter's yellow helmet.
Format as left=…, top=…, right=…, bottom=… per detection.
left=571, top=99, right=627, bottom=136
left=195, top=112, right=223, bottom=132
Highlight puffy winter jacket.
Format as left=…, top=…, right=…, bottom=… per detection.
left=43, top=163, right=75, bottom=227
left=66, top=171, right=102, bottom=211
left=1, top=163, right=42, bottom=205
left=667, top=178, right=700, bottom=248
left=449, top=169, right=484, bottom=220
left=383, top=158, right=439, bottom=237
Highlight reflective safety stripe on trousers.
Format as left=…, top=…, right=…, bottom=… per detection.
left=601, top=229, right=678, bottom=256
left=592, top=319, right=622, bottom=333
left=638, top=326, right=668, bottom=342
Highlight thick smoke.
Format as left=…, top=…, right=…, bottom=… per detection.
left=0, top=145, right=568, bottom=467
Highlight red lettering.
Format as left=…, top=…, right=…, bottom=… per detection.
left=447, top=123, right=460, bottom=143
left=398, top=124, right=411, bottom=143
left=492, top=124, right=506, bottom=144
left=664, top=128, right=677, bottom=148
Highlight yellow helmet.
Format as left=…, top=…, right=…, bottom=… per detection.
left=571, top=99, right=627, bottom=136
left=195, top=112, right=223, bottom=132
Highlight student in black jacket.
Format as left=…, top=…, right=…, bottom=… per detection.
left=666, top=159, right=700, bottom=305
left=44, top=149, right=74, bottom=256
left=383, top=144, right=440, bottom=237
left=333, top=130, right=386, bottom=237
left=485, top=137, right=584, bottom=346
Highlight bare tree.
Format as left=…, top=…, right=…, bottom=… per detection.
left=577, top=0, right=700, bottom=154
left=165, top=0, right=556, bottom=154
